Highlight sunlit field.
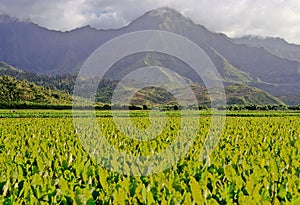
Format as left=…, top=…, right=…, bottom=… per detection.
left=0, top=110, right=299, bottom=204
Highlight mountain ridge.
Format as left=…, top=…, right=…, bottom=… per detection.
left=0, top=8, right=299, bottom=105
left=234, top=35, right=300, bottom=63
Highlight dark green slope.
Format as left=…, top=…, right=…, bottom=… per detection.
left=0, top=75, right=71, bottom=106
left=0, top=61, right=22, bottom=72
left=0, top=61, right=75, bottom=94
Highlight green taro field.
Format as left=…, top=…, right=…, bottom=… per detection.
left=0, top=110, right=300, bottom=204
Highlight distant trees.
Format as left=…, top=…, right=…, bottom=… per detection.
left=218, top=104, right=290, bottom=111
left=289, top=105, right=300, bottom=110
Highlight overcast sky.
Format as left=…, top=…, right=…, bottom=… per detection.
left=0, top=0, right=299, bottom=44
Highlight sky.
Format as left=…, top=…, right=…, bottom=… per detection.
left=0, top=0, right=300, bottom=44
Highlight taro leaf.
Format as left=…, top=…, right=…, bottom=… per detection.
left=190, top=177, right=204, bottom=204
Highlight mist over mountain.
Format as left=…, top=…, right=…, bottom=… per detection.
left=0, top=7, right=299, bottom=105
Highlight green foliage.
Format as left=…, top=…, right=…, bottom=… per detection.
left=225, top=84, right=285, bottom=106
left=289, top=105, right=300, bottom=110
left=0, top=75, right=72, bottom=108
left=220, top=104, right=290, bottom=111
left=0, top=112, right=299, bottom=204
left=0, top=62, right=75, bottom=94
left=0, top=62, right=20, bottom=72
left=0, top=62, right=288, bottom=107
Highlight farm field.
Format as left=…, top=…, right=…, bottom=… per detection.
left=0, top=110, right=299, bottom=204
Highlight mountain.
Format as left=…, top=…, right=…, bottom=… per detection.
left=0, top=14, right=117, bottom=74
left=0, top=8, right=299, bottom=105
left=234, top=36, right=300, bottom=63
left=233, top=36, right=300, bottom=105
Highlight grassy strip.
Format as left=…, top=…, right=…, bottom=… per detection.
left=0, top=109, right=299, bottom=118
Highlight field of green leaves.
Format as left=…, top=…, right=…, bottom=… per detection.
left=0, top=110, right=299, bottom=204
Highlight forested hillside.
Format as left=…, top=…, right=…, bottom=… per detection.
left=0, top=75, right=71, bottom=108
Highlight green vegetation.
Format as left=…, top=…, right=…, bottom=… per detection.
left=0, top=75, right=72, bottom=108
left=97, top=83, right=285, bottom=107
left=0, top=110, right=299, bottom=119
left=0, top=62, right=75, bottom=94
left=0, top=74, right=287, bottom=110
left=0, top=62, right=288, bottom=108
left=0, top=111, right=299, bottom=204
left=0, top=62, right=21, bottom=72
left=0, top=73, right=297, bottom=113
left=225, top=84, right=284, bottom=106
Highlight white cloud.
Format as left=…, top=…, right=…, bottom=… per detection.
left=0, top=0, right=299, bottom=44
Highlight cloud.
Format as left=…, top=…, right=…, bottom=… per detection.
left=0, top=0, right=299, bottom=44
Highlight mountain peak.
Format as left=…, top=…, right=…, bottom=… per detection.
left=71, top=25, right=98, bottom=32
left=147, top=7, right=180, bottom=15
left=144, top=7, right=193, bottom=24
